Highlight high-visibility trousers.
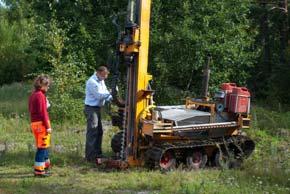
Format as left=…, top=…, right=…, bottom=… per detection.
left=31, top=121, right=51, bottom=149
left=34, top=149, right=50, bottom=175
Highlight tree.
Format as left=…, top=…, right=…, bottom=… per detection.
left=250, top=0, right=290, bottom=103
left=150, top=0, right=258, bottom=104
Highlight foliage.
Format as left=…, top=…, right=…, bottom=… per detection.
left=149, top=0, right=259, bottom=104
left=249, top=2, right=290, bottom=102
left=0, top=17, right=34, bottom=85
left=27, top=0, right=127, bottom=74
left=0, top=0, right=289, bottom=105
left=45, top=20, right=87, bottom=122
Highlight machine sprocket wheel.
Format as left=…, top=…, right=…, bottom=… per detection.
left=214, top=149, right=241, bottom=169
left=159, top=150, right=176, bottom=171
left=186, top=149, right=208, bottom=170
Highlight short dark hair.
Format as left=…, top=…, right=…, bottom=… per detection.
left=96, top=66, right=109, bottom=73
left=33, top=74, right=51, bottom=90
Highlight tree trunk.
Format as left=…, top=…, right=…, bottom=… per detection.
left=278, top=0, right=288, bottom=64
left=260, top=2, right=271, bottom=75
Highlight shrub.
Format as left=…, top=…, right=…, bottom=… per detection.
left=46, top=20, right=87, bottom=123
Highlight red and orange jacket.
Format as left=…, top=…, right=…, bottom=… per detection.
left=28, top=90, right=51, bottom=129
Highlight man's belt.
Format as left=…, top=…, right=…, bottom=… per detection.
left=85, top=105, right=101, bottom=108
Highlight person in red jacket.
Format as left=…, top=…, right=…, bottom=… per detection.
left=28, top=75, right=52, bottom=177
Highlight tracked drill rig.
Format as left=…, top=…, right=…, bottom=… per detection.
left=107, top=0, right=255, bottom=170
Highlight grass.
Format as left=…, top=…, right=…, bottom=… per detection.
left=0, top=83, right=290, bottom=194
left=252, top=105, right=290, bottom=134
left=0, top=82, right=32, bottom=118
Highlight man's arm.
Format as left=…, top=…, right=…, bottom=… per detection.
left=87, top=81, right=111, bottom=100
left=103, top=84, right=113, bottom=102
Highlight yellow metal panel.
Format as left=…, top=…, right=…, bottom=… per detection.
left=136, top=0, right=152, bottom=120
left=129, top=0, right=152, bottom=162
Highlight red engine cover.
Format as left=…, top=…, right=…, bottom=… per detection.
left=220, top=83, right=237, bottom=109
left=229, top=87, right=251, bottom=113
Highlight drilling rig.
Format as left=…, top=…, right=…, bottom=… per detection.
left=107, top=0, right=255, bottom=170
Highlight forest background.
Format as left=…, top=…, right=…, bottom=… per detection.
left=0, top=0, right=289, bottom=121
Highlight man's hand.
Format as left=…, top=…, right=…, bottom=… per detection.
left=105, top=94, right=113, bottom=102
left=47, top=128, right=52, bottom=133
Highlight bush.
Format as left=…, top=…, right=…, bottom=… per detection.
left=49, top=58, right=86, bottom=122
left=0, top=19, right=34, bottom=85
left=46, top=20, right=87, bottom=123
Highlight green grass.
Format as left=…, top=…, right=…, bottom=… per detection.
left=252, top=105, right=290, bottom=134
left=0, top=82, right=32, bottom=118
left=0, top=83, right=290, bottom=193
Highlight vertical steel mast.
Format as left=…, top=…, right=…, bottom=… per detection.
left=119, top=0, right=152, bottom=165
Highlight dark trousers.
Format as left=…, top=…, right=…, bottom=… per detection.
left=84, top=105, right=103, bottom=161
left=34, top=148, right=49, bottom=174
left=35, top=148, right=49, bottom=162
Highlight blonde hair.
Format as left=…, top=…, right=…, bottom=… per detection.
left=33, top=75, right=51, bottom=90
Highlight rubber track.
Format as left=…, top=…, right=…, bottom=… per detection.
left=145, top=135, right=255, bottom=167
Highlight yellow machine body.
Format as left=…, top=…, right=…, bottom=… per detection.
left=109, top=0, right=255, bottom=170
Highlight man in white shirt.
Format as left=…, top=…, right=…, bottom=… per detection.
left=84, top=66, right=112, bottom=162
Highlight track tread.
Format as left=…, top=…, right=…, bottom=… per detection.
left=145, top=135, right=255, bottom=168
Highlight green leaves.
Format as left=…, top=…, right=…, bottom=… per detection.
left=149, top=0, right=258, bottom=104
left=0, top=16, right=34, bottom=84
left=45, top=20, right=87, bottom=122
left=1, top=0, right=288, bottom=105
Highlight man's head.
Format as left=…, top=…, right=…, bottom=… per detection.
left=96, top=66, right=110, bottom=80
